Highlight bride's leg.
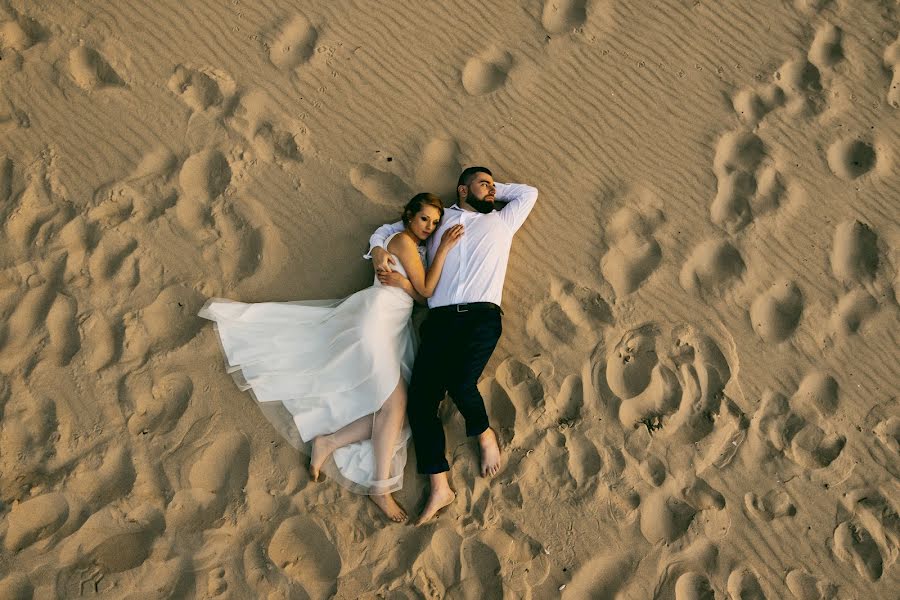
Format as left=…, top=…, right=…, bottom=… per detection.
left=369, top=377, right=408, bottom=522
left=309, top=415, right=373, bottom=481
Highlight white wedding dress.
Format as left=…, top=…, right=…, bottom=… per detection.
left=198, top=233, right=421, bottom=494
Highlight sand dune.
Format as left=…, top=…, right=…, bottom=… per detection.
left=0, top=0, right=897, bottom=597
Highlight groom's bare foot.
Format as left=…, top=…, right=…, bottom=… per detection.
left=478, top=427, right=502, bottom=477
left=309, top=435, right=336, bottom=482
left=416, top=487, right=455, bottom=526
left=416, top=473, right=455, bottom=525
left=370, top=493, right=408, bottom=523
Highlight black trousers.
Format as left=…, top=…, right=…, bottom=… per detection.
left=407, top=307, right=502, bottom=474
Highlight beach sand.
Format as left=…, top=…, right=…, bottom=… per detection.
left=0, top=0, right=898, bottom=597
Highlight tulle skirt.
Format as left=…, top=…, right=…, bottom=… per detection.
left=199, top=284, right=415, bottom=494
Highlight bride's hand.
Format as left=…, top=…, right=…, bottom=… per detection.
left=439, top=224, right=464, bottom=251
left=378, top=270, right=411, bottom=291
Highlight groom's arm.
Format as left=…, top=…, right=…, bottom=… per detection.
left=364, top=220, right=404, bottom=271
left=495, top=182, right=539, bottom=233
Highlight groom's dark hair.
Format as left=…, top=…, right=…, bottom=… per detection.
left=457, top=166, right=493, bottom=196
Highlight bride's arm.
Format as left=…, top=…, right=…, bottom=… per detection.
left=388, top=226, right=463, bottom=298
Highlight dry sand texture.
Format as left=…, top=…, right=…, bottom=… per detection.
left=0, top=0, right=898, bottom=598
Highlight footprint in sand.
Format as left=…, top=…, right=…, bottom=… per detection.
left=826, top=139, right=877, bottom=180
left=831, top=220, right=879, bottom=286
left=833, top=488, right=899, bottom=582
left=167, top=64, right=236, bottom=113
left=727, top=567, right=768, bottom=599
left=166, top=432, right=250, bottom=531
left=872, top=417, right=899, bottom=477
left=564, top=427, right=604, bottom=490
left=606, top=324, right=676, bottom=427
left=411, top=528, right=464, bottom=594
left=600, top=203, right=663, bottom=297
left=785, top=568, right=837, bottom=600
left=4, top=160, right=74, bottom=252
left=829, top=288, right=878, bottom=337
left=349, top=163, right=412, bottom=207
left=69, top=45, right=124, bottom=90
left=526, top=277, right=610, bottom=352
left=607, top=323, right=737, bottom=445
left=45, top=293, right=79, bottom=366
left=126, top=371, right=194, bottom=436
left=88, top=231, right=138, bottom=286
left=230, top=91, right=303, bottom=163
left=732, top=84, right=786, bottom=126
left=883, top=34, right=900, bottom=108
left=775, top=56, right=826, bottom=117
left=122, top=284, right=205, bottom=363
left=680, top=238, right=745, bottom=296
left=0, top=385, right=57, bottom=502
left=66, top=444, right=136, bottom=513
left=4, top=491, right=70, bottom=551
left=744, top=488, right=797, bottom=521
left=415, top=135, right=462, bottom=199
left=710, top=130, right=785, bottom=233
left=56, top=503, right=164, bottom=591
left=748, top=374, right=846, bottom=471
left=480, top=357, right=545, bottom=448
left=91, top=146, right=179, bottom=225
left=825, top=220, right=883, bottom=339
left=172, top=148, right=264, bottom=284
left=0, top=17, right=33, bottom=52
left=268, top=515, right=341, bottom=598
left=268, top=15, right=318, bottom=71
left=639, top=472, right=725, bottom=544
left=674, top=571, right=715, bottom=600
left=809, top=23, right=844, bottom=69
left=0, top=257, right=70, bottom=373
left=563, top=551, right=636, bottom=599
left=749, top=279, right=804, bottom=343
left=462, top=47, right=512, bottom=96
left=541, top=0, right=588, bottom=34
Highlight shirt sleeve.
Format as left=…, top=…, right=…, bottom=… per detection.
left=494, top=182, right=539, bottom=233
left=363, top=221, right=404, bottom=259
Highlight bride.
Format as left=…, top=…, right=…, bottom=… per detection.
left=198, top=193, right=462, bottom=522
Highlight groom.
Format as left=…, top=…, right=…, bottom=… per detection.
left=368, top=167, right=538, bottom=524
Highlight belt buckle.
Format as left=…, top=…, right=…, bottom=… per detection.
left=456, top=304, right=468, bottom=313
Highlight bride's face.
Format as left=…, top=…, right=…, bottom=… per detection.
left=408, top=205, right=442, bottom=241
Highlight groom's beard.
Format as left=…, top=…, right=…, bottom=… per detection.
left=467, top=197, right=495, bottom=214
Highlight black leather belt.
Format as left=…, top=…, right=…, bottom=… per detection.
left=431, top=302, right=503, bottom=315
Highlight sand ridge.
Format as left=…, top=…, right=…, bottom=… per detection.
left=0, top=0, right=898, bottom=598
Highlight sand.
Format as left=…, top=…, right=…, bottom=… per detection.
left=0, top=0, right=898, bottom=598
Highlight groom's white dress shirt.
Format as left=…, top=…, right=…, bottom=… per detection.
left=366, top=182, right=538, bottom=308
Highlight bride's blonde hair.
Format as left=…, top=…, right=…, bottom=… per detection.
left=401, top=193, right=444, bottom=227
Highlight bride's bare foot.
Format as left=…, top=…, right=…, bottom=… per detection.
left=478, top=427, right=502, bottom=477
left=370, top=493, right=408, bottom=523
left=416, top=475, right=455, bottom=525
left=309, top=435, right=336, bottom=482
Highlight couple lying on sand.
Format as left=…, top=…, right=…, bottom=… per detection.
left=199, top=166, right=538, bottom=524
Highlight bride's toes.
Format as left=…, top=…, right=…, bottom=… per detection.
left=371, top=493, right=407, bottom=523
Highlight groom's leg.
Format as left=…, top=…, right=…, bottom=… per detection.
left=407, top=314, right=452, bottom=474
left=446, top=310, right=502, bottom=437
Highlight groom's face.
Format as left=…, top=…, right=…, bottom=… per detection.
left=460, top=173, right=496, bottom=213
